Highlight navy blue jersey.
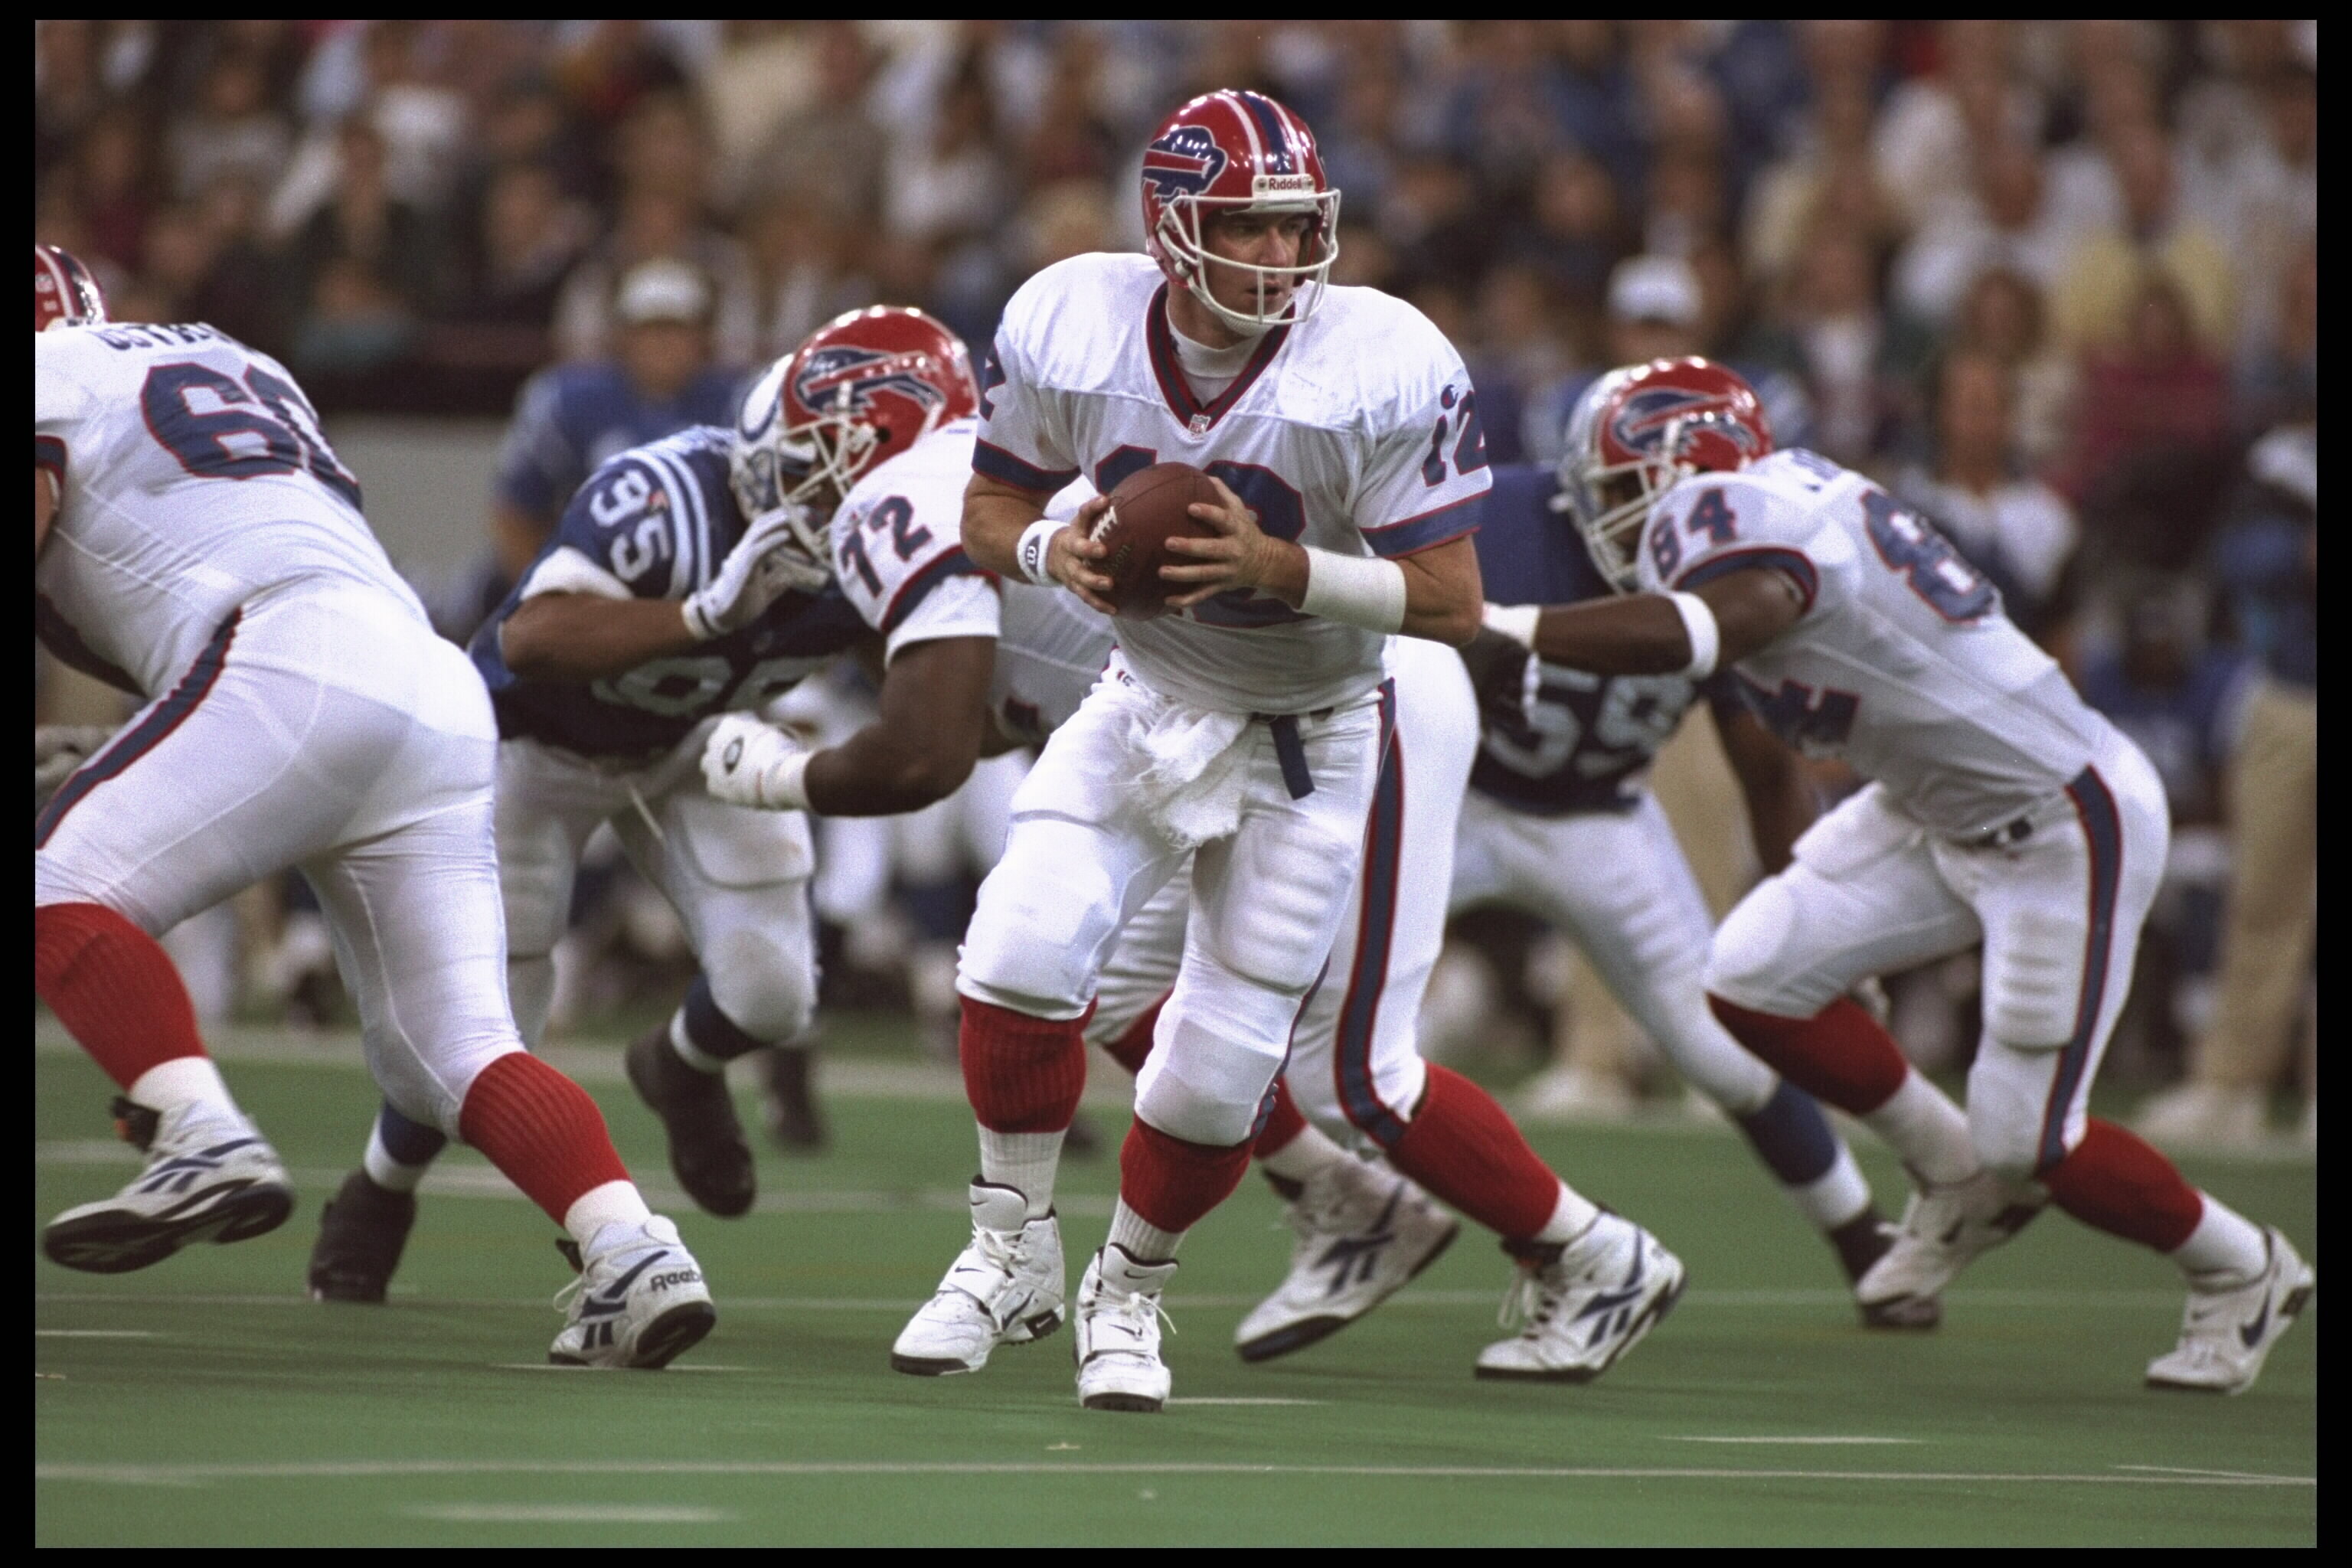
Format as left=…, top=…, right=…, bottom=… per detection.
left=1468, top=462, right=1729, bottom=815
left=472, top=426, right=867, bottom=758
left=494, top=361, right=745, bottom=521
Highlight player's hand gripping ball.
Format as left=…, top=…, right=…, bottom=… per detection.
left=1091, top=462, right=1222, bottom=620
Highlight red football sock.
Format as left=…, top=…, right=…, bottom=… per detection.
left=2040, top=1118, right=2204, bottom=1252
left=1387, top=1064, right=1561, bottom=1243
left=1710, top=995, right=1908, bottom=1116
left=958, top=996, right=1089, bottom=1133
left=1252, top=1077, right=1308, bottom=1159
left=1119, top=1116, right=1253, bottom=1233
left=458, top=1053, right=632, bottom=1225
left=1099, top=992, right=1168, bottom=1076
left=34, top=902, right=207, bottom=1092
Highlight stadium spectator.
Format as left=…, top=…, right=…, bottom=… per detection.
left=1947, top=267, right=2074, bottom=467
left=1894, top=351, right=2078, bottom=645
left=737, top=21, right=886, bottom=221
left=2054, top=270, right=2230, bottom=506
left=2050, top=121, right=2234, bottom=354
left=1766, top=221, right=1933, bottom=467
left=485, top=257, right=742, bottom=615
left=2138, top=423, right=2317, bottom=1149
left=282, top=120, right=441, bottom=373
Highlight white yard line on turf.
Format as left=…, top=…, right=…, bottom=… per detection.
left=1668, top=1437, right=1920, bottom=1446
left=34, top=1330, right=156, bottom=1338
left=1165, top=1398, right=1323, bottom=1406
left=34, top=1460, right=2316, bottom=1488
left=408, top=1504, right=732, bottom=1524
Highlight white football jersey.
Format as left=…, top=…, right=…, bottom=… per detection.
left=992, top=583, right=1116, bottom=745
left=830, top=417, right=1004, bottom=662
left=35, top=322, right=422, bottom=697
left=976, top=253, right=1491, bottom=714
left=1637, top=448, right=2115, bottom=835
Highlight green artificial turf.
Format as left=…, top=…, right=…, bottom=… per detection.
left=34, top=1029, right=2316, bottom=1546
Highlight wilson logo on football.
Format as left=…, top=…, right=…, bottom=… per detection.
left=1142, top=126, right=1230, bottom=200
left=792, top=347, right=953, bottom=418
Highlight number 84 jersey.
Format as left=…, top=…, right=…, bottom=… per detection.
left=36, top=322, right=420, bottom=697
left=1636, top=447, right=2114, bottom=837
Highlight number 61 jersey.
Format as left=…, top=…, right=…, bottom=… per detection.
left=35, top=322, right=420, bottom=697
left=1636, top=447, right=2116, bottom=838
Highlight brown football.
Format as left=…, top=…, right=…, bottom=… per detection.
left=1092, top=462, right=1222, bottom=620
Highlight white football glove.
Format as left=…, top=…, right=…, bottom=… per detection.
left=702, top=712, right=815, bottom=811
left=34, top=724, right=117, bottom=819
left=681, top=504, right=829, bottom=642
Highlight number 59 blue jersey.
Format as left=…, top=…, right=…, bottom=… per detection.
left=1637, top=448, right=2115, bottom=836
left=472, top=426, right=867, bottom=759
left=1468, top=464, right=1730, bottom=817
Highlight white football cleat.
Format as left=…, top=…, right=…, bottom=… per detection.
left=1074, top=1244, right=1178, bottom=1412
left=891, top=1181, right=1065, bottom=1376
left=43, top=1097, right=295, bottom=1274
left=2145, top=1227, right=2315, bottom=1394
left=1854, top=1171, right=2043, bottom=1325
left=1474, top=1212, right=1685, bottom=1382
left=547, top=1216, right=716, bottom=1369
left=1234, top=1162, right=1459, bottom=1362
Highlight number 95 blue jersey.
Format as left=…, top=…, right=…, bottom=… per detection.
left=1468, top=464, right=1729, bottom=817
left=470, top=426, right=867, bottom=759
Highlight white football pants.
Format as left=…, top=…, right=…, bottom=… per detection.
left=33, top=586, right=523, bottom=1132
left=1707, top=727, right=2169, bottom=1180
left=495, top=735, right=818, bottom=1049
left=1449, top=786, right=1779, bottom=1115
left=962, top=656, right=1387, bottom=1148
left=1083, top=637, right=1472, bottom=1147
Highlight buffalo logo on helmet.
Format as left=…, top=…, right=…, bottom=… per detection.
left=1141, top=125, right=1230, bottom=201
left=792, top=346, right=955, bottom=420
left=1607, top=387, right=1766, bottom=459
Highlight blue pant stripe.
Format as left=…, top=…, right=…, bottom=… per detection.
left=2037, top=766, right=2124, bottom=1173
left=36, top=611, right=240, bottom=850
left=1334, top=681, right=1406, bottom=1148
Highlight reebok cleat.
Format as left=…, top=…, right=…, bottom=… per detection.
left=1855, top=1171, right=2043, bottom=1325
left=42, top=1097, right=294, bottom=1275
left=547, top=1216, right=716, bottom=1369
left=1474, top=1213, right=1685, bottom=1383
left=1235, top=1161, right=1458, bottom=1362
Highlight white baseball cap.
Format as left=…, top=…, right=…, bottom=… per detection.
left=616, top=259, right=712, bottom=326
left=1607, top=255, right=1703, bottom=328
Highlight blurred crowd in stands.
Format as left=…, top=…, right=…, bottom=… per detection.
left=36, top=20, right=2316, bottom=1147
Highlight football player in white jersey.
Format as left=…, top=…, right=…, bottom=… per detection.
left=311, top=307, right=1021, bottom=1298
left=903, top=90, right=1681, bottom=1413
left=1487, top=357, right=2313, bottom=1393
left=32, top=247, right=714, bottom=1368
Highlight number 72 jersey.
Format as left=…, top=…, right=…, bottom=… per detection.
left=36, top=322, right=421, bottom=697
left=1636, top=447, right=2114, bottom=837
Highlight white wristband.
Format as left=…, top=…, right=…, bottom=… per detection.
left=1298, top=547, right=1408, bottom=634
left=1016, top=518, right=1063, bottom=586
left=1481, top=601, right=1541, bottom=648
left=1665, top=590, right=1720, bottom=680
left=763, top=748, right=813, bottom=812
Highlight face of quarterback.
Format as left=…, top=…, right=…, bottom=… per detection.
left=1197, top=209, right=1315, bottom=326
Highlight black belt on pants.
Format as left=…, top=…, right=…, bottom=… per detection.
left=1254, top=707, right=1333, bottom=802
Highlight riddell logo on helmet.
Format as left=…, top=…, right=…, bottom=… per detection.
left=793, top=347, right=952, bottom=416
left=1252, top=174, right=1315, bottom=198
left=1609, top=387, right=1762, bottom=456
left=1142, top=126, right=1229, bottom=199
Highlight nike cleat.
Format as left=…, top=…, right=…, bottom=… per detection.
left=1234, top=1161, right=1459, bottom=1362
left=1854, top=1171, right=2043, bottom=1325
left=43, top=1096, right=295, bottom=1274
left=1074, top=1244, right=1177, bottom=1413
left=626, top=1026, right=756, bottom=1217
left=1475, top=1213, right=1686, bottom=1383
left=2145, top=1227, right=2315, bottom=1394
left=892, top=1181, right=1065, bottom=1375
left=547, top=1216, right=716, bottom=1369
left=307, top=1169, right=418, bottom=1303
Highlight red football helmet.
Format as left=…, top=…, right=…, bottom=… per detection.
left=35, top=244, right=108, bottom=332
left=732, top=305, right=978, bottom=585
left=1140, top=90, right=1341, bottom=335
left=1560, top=357, right=1775, bottom=590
